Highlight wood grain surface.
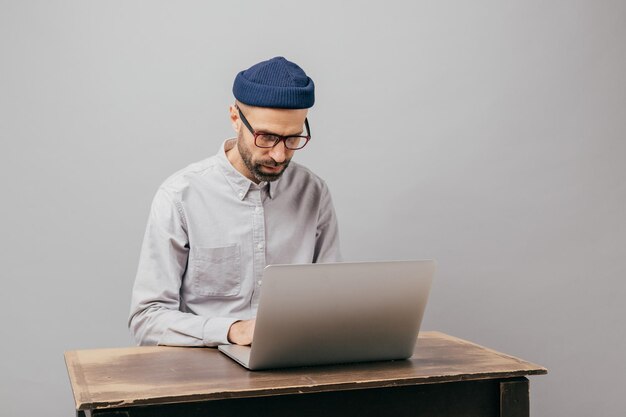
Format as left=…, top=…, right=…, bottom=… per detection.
left=64, top=331, right=547, bottom=411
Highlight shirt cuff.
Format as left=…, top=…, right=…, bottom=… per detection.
left=202, top=317, right=240, bottom=347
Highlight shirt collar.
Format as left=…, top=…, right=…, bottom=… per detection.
left=217, top=138, right=277, bottom=200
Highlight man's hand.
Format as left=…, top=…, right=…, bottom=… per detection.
left=227, top=319, right=256, bottom=346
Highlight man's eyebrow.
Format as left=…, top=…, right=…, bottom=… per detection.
left=257, top=129, right=305, bottom=136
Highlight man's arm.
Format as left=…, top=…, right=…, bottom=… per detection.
left=313, top=182, right=342, bottom=263
left=128, top=188, right=240, bottom=347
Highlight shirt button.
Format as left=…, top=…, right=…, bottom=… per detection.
left=257, top=242, right=264, bottom=250
left=255, top=206, right=262, bottom=213
left=238, top=191, right=244, bottom=199
left=257, top=280, right=262, bottom=286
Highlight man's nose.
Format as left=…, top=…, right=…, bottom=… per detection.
left=269, top=141, right=287, bottom=163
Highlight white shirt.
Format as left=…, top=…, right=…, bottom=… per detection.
left=129, top=139, right=341, bottom=346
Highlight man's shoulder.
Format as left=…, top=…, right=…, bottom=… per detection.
left=158, top=155, right=221, bottom=197
left=281, top=161, right=328, bottom=191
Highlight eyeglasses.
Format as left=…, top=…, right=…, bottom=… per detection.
left=236, top=104, right=311, bottom=150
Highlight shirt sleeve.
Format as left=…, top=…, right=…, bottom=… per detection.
left=313, top=182, right=342, bottom=263
left=128, top=188, right=239, bottom=347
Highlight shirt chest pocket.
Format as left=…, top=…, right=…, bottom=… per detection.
left=191, top=244, right=242, bottom=297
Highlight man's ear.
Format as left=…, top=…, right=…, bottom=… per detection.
left=229, top=103, right=240, bottom=133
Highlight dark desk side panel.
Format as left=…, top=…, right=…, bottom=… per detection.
left=90, top=378, right=531, bottom=417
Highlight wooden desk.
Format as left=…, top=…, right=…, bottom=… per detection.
left=65, top=331, right=547, bottom=417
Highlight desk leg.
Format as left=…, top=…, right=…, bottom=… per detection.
left=500, top=377, right=529, bottom=417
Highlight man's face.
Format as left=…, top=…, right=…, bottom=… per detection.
left=231, top=103, right=308, bottom=183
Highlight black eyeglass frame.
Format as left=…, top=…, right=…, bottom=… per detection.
left=236, top=104, right=311, bottom=150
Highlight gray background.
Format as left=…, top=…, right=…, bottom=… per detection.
left=1, top=1, right=624, bottom=416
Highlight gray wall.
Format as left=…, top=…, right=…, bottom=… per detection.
left=1, top=1, right=624, bottom=416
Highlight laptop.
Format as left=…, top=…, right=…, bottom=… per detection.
left=218, top=260, right=435, bottom=370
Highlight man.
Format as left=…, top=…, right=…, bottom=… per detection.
left=129, top=57, right=341, bottom=347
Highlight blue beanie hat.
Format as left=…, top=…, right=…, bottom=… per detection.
left=233, top=56, right=315, bottom=109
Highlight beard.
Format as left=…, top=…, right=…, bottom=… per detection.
left=237, top=131, right=291, bottom=182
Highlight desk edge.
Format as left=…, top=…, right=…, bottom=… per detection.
left=75, top=368, right=547, bottom=410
